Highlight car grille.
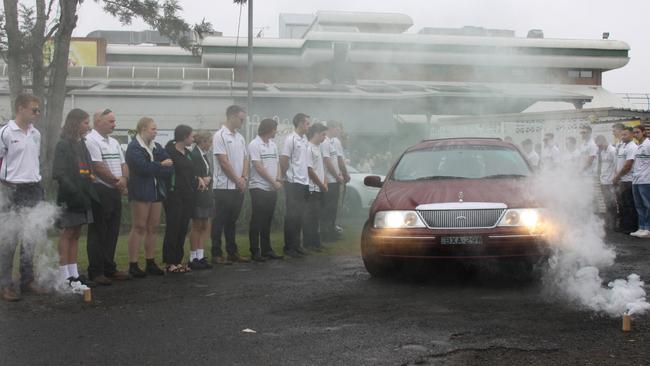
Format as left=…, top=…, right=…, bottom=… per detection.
left=418, top=209, right=505, bottom=228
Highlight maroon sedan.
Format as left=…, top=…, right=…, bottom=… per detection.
left=361, top=138, right=549, bottom=277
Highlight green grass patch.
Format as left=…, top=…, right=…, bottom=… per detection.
left=40, top=220, right=365, bottom=271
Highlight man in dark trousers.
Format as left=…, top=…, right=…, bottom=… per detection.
left=248, top=118, right=283, bottom=261
left=304, top=123, right=329, bottom=252
left=85, top=109, right=132, bottom=285
left=612, top=126, right=638, bottom=233
left=211, top=105, right=250, bottom=264
left=280, top=113, right=311, bottom=257
left=0, top=94, right=45, bottom=301
left=320, top=121, right=345, bottom=242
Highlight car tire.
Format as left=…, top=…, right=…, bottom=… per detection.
left=343, top=189, right=362, bottom=216
left=360, top=220, right=394, bottom=277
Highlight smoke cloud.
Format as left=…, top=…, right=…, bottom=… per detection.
left=533, top=166, right=650, bottom=317
left=0, top=187, right=62, bottom=292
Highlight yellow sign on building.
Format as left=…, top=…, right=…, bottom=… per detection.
left=43, top=38, right=106, bottom=67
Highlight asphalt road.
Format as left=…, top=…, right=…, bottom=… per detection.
left=0, top=227, right=649, bottom=366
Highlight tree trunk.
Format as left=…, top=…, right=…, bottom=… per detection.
left=41, top=0, right=79, bottom=181
left=2, top=0, right=24, bottom=115
left=31, top=0, right=47, bottom=101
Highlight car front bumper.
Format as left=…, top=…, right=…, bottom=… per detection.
left=363, top=226, right=550, bottom=259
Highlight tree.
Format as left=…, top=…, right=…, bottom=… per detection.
left=0, top=0, right=213, bottom=180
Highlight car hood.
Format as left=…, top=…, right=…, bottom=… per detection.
left=376, top=178, right=537, bottom=210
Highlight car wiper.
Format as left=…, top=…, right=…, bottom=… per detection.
left=481, top=174, right=528, bottom=178
left=414, top=175, right=469, bottom=180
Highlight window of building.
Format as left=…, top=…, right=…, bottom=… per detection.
left=568, top=70, right=593, bottom=78
left=579, top=70, right=593, bottom=78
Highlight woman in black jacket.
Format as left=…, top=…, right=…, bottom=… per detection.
left=125, top=117, right=173, bottom=277
left=53, top=108, right=99, bottom=290
left=188, top=130, right=214, bottom=270
left=162, top=125, right=196, bottom=273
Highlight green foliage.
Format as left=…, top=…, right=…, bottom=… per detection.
left=96, top=0, right=214, bottom=54
left=0, top=4, right=38, bottom=70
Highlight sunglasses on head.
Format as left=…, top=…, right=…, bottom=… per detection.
left=101, top=108, right=112, bottom=116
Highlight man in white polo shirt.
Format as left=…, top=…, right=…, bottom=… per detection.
left=579, top=125, right=599, bottom=176
left=248, top=118, right=283, bottom=261
left=304, top=123, right=329, bottom=252
left=0, top=93, right=44, bottom=302
left=211, top=105, right=250, bottom=264
left=595, top=135, right=617, bottom=230
left=631, top=125, right=650, bottom=238
left=320, top=120, right=346, bottom=242
left=85, top=108, right=131, bottom=285
left=280, top=113, right=311, bottom=257
left=613, top=126, right=638, bottom=233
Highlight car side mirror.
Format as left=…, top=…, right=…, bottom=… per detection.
left=364, top=175, right=383, bottom=188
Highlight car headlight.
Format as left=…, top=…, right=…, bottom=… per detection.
left=497, top=208, right=545, bottom=230
left=374, top=210, right=426, bottom=229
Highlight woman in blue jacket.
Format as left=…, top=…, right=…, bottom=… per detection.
left=125, top=117, right=173, bottom=277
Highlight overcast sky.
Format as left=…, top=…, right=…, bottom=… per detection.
left=68, top=0, right=645, bottom=93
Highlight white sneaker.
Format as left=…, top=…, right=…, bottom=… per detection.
left=637, top=230, right=650, bottom=238
left=630, top=230, right=645, bottom=237
left=68, top=278, right=89, bottom=294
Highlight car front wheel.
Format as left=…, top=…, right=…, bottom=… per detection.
left=361, top=220, right=395, bottom=277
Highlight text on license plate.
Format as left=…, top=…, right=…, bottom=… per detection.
left=441, top=236, right=482, bottom=245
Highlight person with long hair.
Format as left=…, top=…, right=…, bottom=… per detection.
left=53, top=108, right=99, bottom=290
left=188, top=130, right=214, bottom=270
left=125, top=117, right=173, bottom=277
left=162, top=125, right=196, bottom=273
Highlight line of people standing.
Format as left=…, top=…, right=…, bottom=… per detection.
left=519, top=123, right=650, bottom=237
left=0, top=96, right=350, bottom=301
left=608, top=123, right=650, bottom=238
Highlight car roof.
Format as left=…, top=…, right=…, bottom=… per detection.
left=406, top=137, right=516, bottom=152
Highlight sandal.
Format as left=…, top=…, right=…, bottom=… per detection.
left=166, top=264, right=192, bottom=274
left=166, top=264, right=183, bottom=274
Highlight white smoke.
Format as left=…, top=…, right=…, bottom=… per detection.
left=534, top=166, right=650, bottom=317
left=0, top=187, right=62, bottom=292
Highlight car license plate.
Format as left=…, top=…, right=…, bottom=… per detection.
left=441, top=236, right=482, bottom=245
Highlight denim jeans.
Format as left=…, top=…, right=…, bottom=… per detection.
left=632, top=184, right=650, bottom=230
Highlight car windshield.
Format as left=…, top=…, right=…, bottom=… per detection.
left=391, top=145, right=531, bottom=181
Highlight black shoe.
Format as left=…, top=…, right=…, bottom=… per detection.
left=251, top=254, right=267, bottom=262
left=129, top=263, right=147, bottom=278
left=75, top=275, right=97, bottom=288
left=198, top=257, right=213, bottom=269
left=283, top=249, right=303, bottom=258
left=145, top=261, right=165, bottom=276
left=188, top=258, right=201, bottom=270
left=263, top=251, right=284, bottom=260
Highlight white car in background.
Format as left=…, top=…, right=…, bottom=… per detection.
left=343, top=166, right=385, bottom=215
